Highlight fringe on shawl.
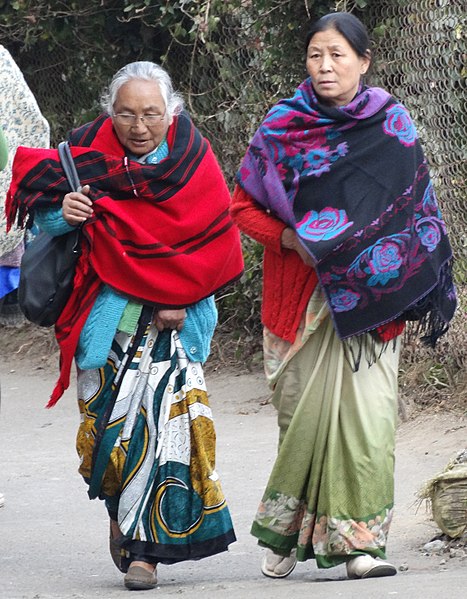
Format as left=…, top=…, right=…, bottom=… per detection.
left=402, top=259, right=456, bottom=349
left=343, top=259, right=456, bottom=371
left=343, top=334, right=398, bottom=373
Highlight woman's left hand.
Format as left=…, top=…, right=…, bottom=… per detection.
left=154, top=308, right=187, bottom=332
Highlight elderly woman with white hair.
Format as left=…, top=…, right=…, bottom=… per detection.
left=7, top=61, right=243, bottom=590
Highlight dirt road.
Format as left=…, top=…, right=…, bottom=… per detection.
left=0, top=362, right=466, bottom=598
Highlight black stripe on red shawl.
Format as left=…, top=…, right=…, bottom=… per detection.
left=70, top=113, right=109, bottom=147
left=7, top=113, right=209, bottom=226
left=101, top=208, right=234, bottom=259
left=69, top=112, right=207, bottom=204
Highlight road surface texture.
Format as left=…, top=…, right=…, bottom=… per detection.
left=1, top=363, right=466, bottom=598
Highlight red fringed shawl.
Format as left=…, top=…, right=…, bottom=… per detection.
left=6, top=113, right=244, bottom=405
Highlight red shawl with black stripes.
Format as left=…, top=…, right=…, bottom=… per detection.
left=6, top=113, right=243, bottom=404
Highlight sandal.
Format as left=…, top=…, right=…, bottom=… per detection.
left=346, top=555, right=397, bottom=579
left=124, top=564, right=158, bottom=590
left=261, top=548, right=297, bottom=578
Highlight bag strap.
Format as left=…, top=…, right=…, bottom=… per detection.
left=58, top=141, right=84, bottom=242
left=58, top=141, right=82, bottom=192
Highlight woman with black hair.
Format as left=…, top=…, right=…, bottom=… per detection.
left=232, top=11, right=456, bottom=581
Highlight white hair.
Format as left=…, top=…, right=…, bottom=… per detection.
left=101, top=61, right=184, bottom=119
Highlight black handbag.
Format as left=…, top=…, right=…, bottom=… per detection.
left=18, top=141, right=83, bottom=327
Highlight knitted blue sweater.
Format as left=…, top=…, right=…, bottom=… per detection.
left=34, top=208, right=218, bottom=368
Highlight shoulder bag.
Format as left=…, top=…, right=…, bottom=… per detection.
left=18, top=141, right=84, bottom=327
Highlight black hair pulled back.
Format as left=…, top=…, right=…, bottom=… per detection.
left=305, top=12, right=370, bottom=59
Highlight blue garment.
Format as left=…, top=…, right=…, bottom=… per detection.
left=75, top=292, right=217, bottom=369
left=0, top=266, right=20, bottom=299
left=32, top=207, right=75, bottom=236
left=33, top=144, right=218, bottom=368
left=129, top=137, right=169, bottom=165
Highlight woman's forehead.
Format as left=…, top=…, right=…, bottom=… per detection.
left=115, top=79, right=165, bottom=106
left=307, top=29, right=349, bottom=49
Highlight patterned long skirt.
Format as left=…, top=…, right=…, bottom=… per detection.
left=76, top=320, right=235, bottom=566
left=252, top=296, right=400, bottom=569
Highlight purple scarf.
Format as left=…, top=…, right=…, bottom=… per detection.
left=237, top=79, right=456, bottom=342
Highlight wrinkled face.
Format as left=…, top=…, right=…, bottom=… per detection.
left=306, top=28, right=370, bottom=107
left=111, top=79, right=173, bottom=156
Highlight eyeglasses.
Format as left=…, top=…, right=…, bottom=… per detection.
left=113, top=112, right=167, bottom=127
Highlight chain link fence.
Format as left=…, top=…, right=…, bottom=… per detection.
left=367, top=0, right=466, bottom=285
left=365, top=0, right=466, bottom=384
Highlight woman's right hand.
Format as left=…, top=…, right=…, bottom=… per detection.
left=281, top=227, right=315, bottom=267
left=154, top=308, right=187, bottom=332
left=62, top=184, right=93, bottom=225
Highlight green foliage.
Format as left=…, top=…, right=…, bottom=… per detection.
left=334, top=0, right=372, bottom=10
left=217, top=236, right=264, bottom=337
left=212, top=235, right=264, bottom=367
left=0, top=1, right=173, bottom=140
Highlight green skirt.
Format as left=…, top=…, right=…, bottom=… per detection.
left=76, top=321, right=235, bottom=565
left=252, top=311, right=400, bottom=569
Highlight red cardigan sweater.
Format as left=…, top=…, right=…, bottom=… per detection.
left=231, top=185, right=318, bottom=343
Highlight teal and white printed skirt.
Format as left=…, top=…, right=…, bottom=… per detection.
left=76, top=319, right=235, bottom=566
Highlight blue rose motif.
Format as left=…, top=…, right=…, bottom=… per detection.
left=296, top=207, right=353, bottom=242
left=383, top=104, right=417, bottom=147
left=367, top=240, right=403, bottom=286
left=330, top=288, right=360, bottom=312
left=304, top=148, right=331, bottom=176
left=419, top=224, right=441, bottom=252
left=308, top=148, right=327, bottom=166
left=303, top=143, right=348, bottom=176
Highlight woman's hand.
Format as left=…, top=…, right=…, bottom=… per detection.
left=281, top=227, right=315, bottom=267
left=62, top=185, right=93, bottom=225
left=154, top=308, right=187, bottom=332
